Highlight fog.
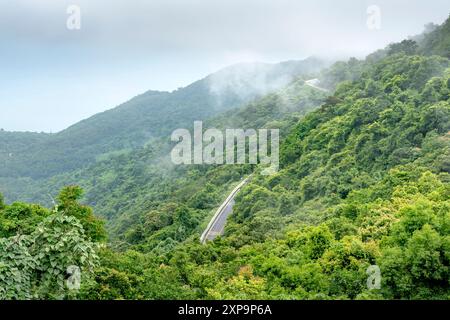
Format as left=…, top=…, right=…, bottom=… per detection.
left=1, top=0, right=449, bottom=132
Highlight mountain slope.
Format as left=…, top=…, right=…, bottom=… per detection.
left=0, top=57, right=326, bottom=180
left=0, top=75, right=330, bottom=247
left=76, top=20, right=450, bottom=299
left=2, top=16, right=449, bottom=301
left=57, top=25, right=449, bottom=299
left=419, top=15, right=450, bottom=58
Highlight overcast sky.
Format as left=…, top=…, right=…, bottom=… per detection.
left=1, top=0, right=449, bottom=132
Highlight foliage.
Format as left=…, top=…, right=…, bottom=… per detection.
left=1, top=17, right=450, bottom=300
left=0, top=59, right=325, bottom=180
left=56, top=186, right=107, bottom=242
left=0, top=207, right=101, bottom=299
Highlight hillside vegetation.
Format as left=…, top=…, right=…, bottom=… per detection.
left=0, top=16, right=449, bottom=300
left=0, top=58, right=325, bottom=180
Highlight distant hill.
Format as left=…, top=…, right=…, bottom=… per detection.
left=0, top=57, right=326, bottom=179
left=419, top=15, right=450, bottom=58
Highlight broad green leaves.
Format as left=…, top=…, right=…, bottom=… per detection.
left=0, top=210, right=100, bottom=300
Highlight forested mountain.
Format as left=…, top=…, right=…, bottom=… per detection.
left=0, top=57, right=326, bottom=179
left=1, top=16, right=449, bottom=300
left=0, top=72, right=330, bottom=243
left=419, top=16, right=450, bottom=58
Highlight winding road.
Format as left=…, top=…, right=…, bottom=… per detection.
left=199, top=79, right=326, bottom=244
left=200, top=176, right=251, bottom=244
left=305, top=78, right=330, bottom=92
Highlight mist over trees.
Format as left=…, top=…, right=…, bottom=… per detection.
left=1, top=15, right=450, bottom=300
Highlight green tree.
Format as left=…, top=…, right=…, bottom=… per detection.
left=388, top=40, right=419, bottom=56
left=0, top=193, right=5, bottom=210
left=57, top=186, right=106, bottom=242
left=0, top=214, right=100, bottom=299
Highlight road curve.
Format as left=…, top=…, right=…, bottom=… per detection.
left=305, top=78, right=330, bottom=92
left=200, top=176, right=251, bottom=244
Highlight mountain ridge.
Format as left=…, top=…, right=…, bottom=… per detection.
left=0, top=57, right=327, bottom=179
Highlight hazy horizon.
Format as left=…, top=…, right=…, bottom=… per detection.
left=1, top=0, right=450, bottom=133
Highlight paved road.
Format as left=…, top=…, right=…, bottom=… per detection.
left=203, top=199, right=235, bottom=242
left=305, top=78, right=329, bottom=92
left=200, top=177, right=250, bottom=244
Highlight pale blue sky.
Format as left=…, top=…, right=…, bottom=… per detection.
left=1, top=0, right=449, bottom=132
